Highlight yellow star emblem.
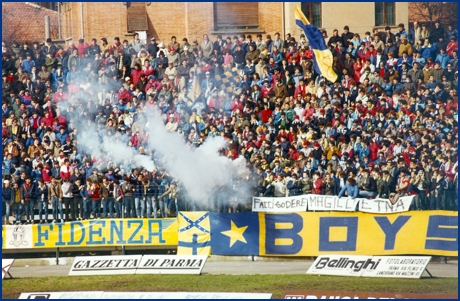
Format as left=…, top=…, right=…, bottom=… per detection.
left=221, top=220, right=248, bottom=247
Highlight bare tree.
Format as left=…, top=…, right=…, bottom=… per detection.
left=409, top=2, right=458, bottom=26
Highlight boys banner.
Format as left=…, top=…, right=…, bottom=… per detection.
left=2, top=219, right=177, bottom=249
left=2, top=211, right=457, bottom=257
left=178, top=211, right=457, bottom=257
left=252, top=195, right=414, bottom=213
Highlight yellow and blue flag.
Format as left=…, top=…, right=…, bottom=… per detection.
left=215, top=67, right=240, bottom=93
left=295, top=5, right=338, bottom=83
left=177, top=211, right=211, bottom=255
left=187, top=71, right=202, bottom=104
left=210, top=212, right=259, bottom=255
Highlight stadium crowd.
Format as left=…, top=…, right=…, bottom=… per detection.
left=1, top=20, right=458, bottom=225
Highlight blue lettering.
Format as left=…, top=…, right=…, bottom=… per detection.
left=146, top=220, right=166, bottom=244
left=374, top=216, right=410, bottom=250
left=319, top=217, right=358, bottom=251
left=67, top=222, right=86, bottom=246
left=55, top=222, right=65, bottom=246
left=127, top=220, right=144, bottom=244
left=108, top=220, right=126, bottom=244
left=425, top=215, right=458, bottom=251
left=35, top=224, right=52, bottom=247
left=88, top=220, right=106, bottom=245
left=265, top=213, right=303, bottom=255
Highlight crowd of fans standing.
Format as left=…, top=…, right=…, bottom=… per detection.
left=1, top=19, right=458, bottom=225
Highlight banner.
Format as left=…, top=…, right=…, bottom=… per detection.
left=209, top=212, right=260, bottom=255
left=3, top=211, right=458, bottom=257
left=306, top=255, right=374, bottom=277
left=306, top=195, right=360, bottom=212
left=258, top=211, right=457, bottom=257
left=252, top=196, right=308, bottom=212
left=252, top=194, right=414, bottom=213
left=2, top=219, right=177, bottom=249
left=100, top=292, right=273, bottom=299
left=2, top=259, right=14, bottom=279
left=361, top=256, right=431, bottom=278
left=283, top=290, right=458, bottom=299
left=68, top=255, right=207, bottom=276
left=18, top=292, right=272, bottom=299
left=68, top=255, right=142, bottom=276
left=177, top=212, right=212, bottom=256
left=359, top=196, right=414, bottom=214
left=306, top=255, right=431, bottom=278
left=19, top=292, right=105, bottom=299
left=135, top=255, right=207, bottom=274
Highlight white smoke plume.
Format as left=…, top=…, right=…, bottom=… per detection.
left=144, top=109, right=251, bottom=207
left=59, top=80, right=254, bottom=209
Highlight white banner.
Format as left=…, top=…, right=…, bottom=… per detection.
left=306, top=195, right=360, bottom=212
left=19, top=292, right=104, bottom=299
left=358, top=196, right=414, bottom=214
left=306, top=255, right=374, bottom=277
left=252, top=194, right=414, bottom=213
left=2, top=259, right=14, bottom=280
left=68, top=255, right=142, bottom=276
left=135, top=255, right=207, bottom=274
left=252, top=196, right=308, bottom=212
left=100, top=292, right=273, bottom=299
left=69, top=255, right=207, bottom=276
left=361, top=256, right=431, bottom=279
left=6, top=224, right=33, bottom=249
left=19, top=292, right=272, bottom=299
left=307, top=255, right=431, bottom=279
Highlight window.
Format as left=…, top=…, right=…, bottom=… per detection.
left=35, top=2, right=58, bottom=11
left=126, top=2, right=148, bottom=32
left=214, top=3, right=259, bottom=30
left=301, top=2, right=322, bottom=28
left=375, top=2, right=395, bottom=26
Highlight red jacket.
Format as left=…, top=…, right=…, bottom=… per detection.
left=117, top=89, right=132, bottom=104
left=261, top=109, right=272, bottom=123
left=78, top=42, right=89, bottom=57
left=294, top=84, right=307, bottom=98
left=313, top=178, right=323, bottom=194
left=130, top=69, right=144, bottom=86
left=145, top=80, right=162, bottom=93
left=60, top=165, right=71, bottom=180
left=230, top=100, right=243, bottom=112
left=53, top=92, right=67, bottom=104
left=447, top=41, right=458, bottom=57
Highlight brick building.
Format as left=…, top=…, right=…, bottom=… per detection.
left=2, top=2, right=59, bottom=45
left=59, top=2, right=408, bottom=46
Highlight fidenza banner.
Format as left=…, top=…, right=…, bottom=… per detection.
left=283, top=290, right=458, bottom=299
left=178, top=211, right=458, bottom=257
left=68, top=255, right=207, bottom=276
left=2, top=218, right=177, bottom=249
left=3, top=211, right=457, bottom=257
left=306, top=255, right=431, bottom=278
left=252, top=195, right=413, bottom=213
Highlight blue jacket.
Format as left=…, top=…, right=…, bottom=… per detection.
left=21, top=60, right=35, bottom=73
left=338, top=183, right=359, bottom=198
left=421, top=46, right=436, bottom=60
left=435, top=53, right=450, bottom=69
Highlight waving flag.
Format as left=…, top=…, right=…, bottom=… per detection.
left=187, top=70, right=202, bottom=103
left=295, top=5, right=338, bottom=83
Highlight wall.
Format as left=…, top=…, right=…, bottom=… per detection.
left=58, top=2, right=282, bottom=47
left=2, top=2, right=59, bottom=45
left=284, top=2, right=409, bottom=40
